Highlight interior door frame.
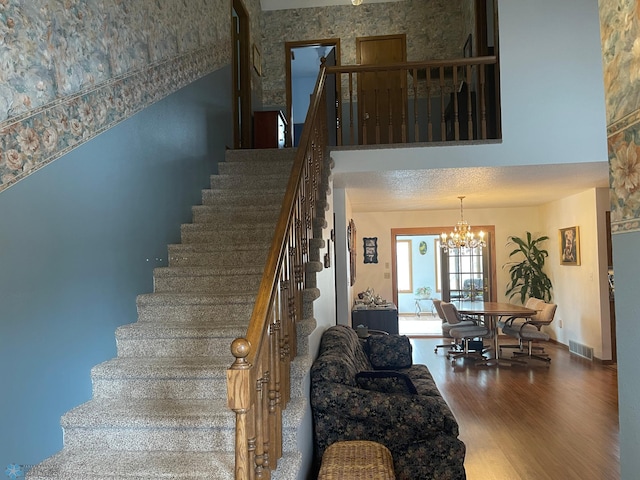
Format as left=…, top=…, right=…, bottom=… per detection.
left=285, top=39, right=341, bottom=147
left=232, top=0, right=252, bottom=149
left=390, top=226, right=497, bottom=308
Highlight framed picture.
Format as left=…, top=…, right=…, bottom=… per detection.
left=363, top=237, right=378, bottom=264
left=559, top=226, right=580, bottom=266
left=348, top=219, right=356, bottom=285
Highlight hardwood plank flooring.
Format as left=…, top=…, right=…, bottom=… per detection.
left=410, top=337, right=619, bottom=480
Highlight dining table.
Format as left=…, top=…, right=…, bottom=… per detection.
left=454, top=300, right=536, bottom=366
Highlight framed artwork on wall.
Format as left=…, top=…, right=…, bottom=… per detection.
left=559, top=226, right=580, bottom=266
left=348, top=219, right=356, bottom=285
left=363, top=237, right=378, bottom=264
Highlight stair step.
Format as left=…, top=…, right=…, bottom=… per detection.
left=218, top=160, right=293, bottom=176
left=210, top=173, right=289, bottom=190
left=61, top=397, right=305, bottom=453
left=26, top=450, right=237, bottom=480
left=61, top=398, right=236, bottom=452
left=201, top=189, right=286, bottom=207
left=168, top=243, right=269, bottom=268
left=153, top=266, right=263, bottom=294
left=115, top=323, right=246, bottom=358
left=26, top=448, right=304, bottom=480
left=225, top=147, right=297, bottom=163
left=136, top=293, right=255, bottom=324
left=180, top=224, right=275, bottom=245
left=191, top=204, right=280, bottom=225
left=91, top=357, right=230, bottom=400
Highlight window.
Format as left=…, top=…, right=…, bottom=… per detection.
left=396, top=240, right=412, bottom=293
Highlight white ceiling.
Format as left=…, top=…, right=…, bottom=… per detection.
left=333, top=162, right=610, bottom=212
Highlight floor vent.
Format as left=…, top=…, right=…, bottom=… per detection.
left=569, top=340, right=594, bottom=361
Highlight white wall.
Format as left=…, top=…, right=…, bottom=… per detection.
left=348, top=206, right=541, bottom=303
left=540, top=188, right=612, bottom=360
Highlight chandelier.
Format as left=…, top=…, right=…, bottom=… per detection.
left=440, top=196, right=486, bottom=252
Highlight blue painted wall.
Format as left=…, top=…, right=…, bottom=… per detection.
left=0, top=67, right=232, bottom=470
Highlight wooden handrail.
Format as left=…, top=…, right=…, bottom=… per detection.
left=227, top=55, right=501, bottom=479
left=227, top=66, right=330, bottom=480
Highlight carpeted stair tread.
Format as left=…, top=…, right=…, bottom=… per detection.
left=116, top=322, right=248, bottom=340
left=61, top=398, right=234, bottom=429
left=153, top=265, right=265, bottom=277
left=26, top=450, right=237, bottom=480
left=137, top=292, right=256, bottom=306
left=201, top=189, right=286, bottom=206
left=210, top=173, right=291, bottom=190
left=217, top=160, right=293, bottom=176
left=92, top=357, right=231, bottom=378
left=191, top=204, right=281, bottom=224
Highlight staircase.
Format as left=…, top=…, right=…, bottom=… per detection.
left=27, top=148, right=324, bottom=480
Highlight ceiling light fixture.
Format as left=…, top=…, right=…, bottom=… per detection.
left=351, top=0, right=363, bottom=5
left=440, top=196, right=486, bottom=252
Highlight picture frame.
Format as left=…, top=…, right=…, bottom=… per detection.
left=559, top=226, right=580, bottom=266
left=348, top=219, right=356, bottom=285
left=253, top=44, right=262, bottom=76
left=363, top=237, right=378, bottom=264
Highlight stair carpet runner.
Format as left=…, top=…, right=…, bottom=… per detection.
left=27, top=148, right=323, bottom=479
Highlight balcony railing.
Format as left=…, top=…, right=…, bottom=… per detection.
left=324, top=55, right=500, bottom=146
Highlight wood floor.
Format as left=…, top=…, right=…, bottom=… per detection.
left=410, top=337, right=620, bottom=480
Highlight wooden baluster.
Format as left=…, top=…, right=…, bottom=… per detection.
left=261, top=372, right=271, bottom=474
left=270, top=316, right=283, bottom=462
left=362, top=89, right=368, bottom=145
left=412, top=68, right=419, bottom=142
left=387, top=87, right=393, bottom=143
left=349, top=72, right=354, bottom=145
left=401, top=85, right=407, bottom=143
left=479, top=63, right=487, bottom=139
left=426, top=68, right=433, bottom=141
left=375, top=88, right=381, bottom=144
left=254, top=373, right=265, bottom=479
left=439, top=66, right=446, bottom=141
left=453, top=66, right=460, bottom=141
left=466, top=64, right=474, bottom=140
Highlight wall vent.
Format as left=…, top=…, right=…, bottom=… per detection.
left=569, top=340, right=594, bottom=361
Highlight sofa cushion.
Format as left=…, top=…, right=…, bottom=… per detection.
left=356, top=370, right=418, bottom=394
left=367, top=334, right=413, bottom=369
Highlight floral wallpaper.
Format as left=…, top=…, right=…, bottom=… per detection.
left=601, top=0, right=640, bottom=233
left=0, top=0, right=232, bottom=194
left=260, top=0, right=465, bottom=107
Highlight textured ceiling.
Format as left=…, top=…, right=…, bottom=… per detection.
left=333, top=162, right=610, bottom=212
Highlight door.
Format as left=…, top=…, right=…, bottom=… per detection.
left=232, top=0, right=251, bottom=149
left=356, top=34, right=407, bottom=144
left=441, top=241, right=491, bottom=302
left=391, top=227, right=496, bottom=311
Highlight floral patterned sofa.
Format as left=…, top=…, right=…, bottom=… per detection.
left=310, top=325, right=467, bottom=480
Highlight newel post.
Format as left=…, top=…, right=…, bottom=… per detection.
left=228, top=338, right=255, bottom=480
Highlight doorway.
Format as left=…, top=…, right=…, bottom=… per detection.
left=391, top=227, right=496, bottom=336
left=356, top=34, right=407, bottom=144
left=285, top=39, right=340, bottom=147
left=232, top=0, right=251, bottom=149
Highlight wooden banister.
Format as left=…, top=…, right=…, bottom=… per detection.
left=227, top=55, right=501, bottom=480
left=227, top=66, right=330, bottom=480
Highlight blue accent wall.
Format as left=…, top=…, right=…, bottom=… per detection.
left=0, top=67, right=232, bottom=469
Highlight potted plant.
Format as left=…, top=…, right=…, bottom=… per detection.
left=415, top=286, right=432, bottom=298
left=504, top=232, right=553, bottom=304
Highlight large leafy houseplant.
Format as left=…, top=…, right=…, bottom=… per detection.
left=504, top=232, right=553, bottom=304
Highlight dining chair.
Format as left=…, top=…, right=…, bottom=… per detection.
left=432, top=298, right=476, bottom=354
left=497, top=297, right=546, bottom=353
left=440, top=302, right=490, bottom=363
left=500, top=301, right=557, bottom=363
